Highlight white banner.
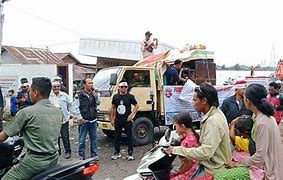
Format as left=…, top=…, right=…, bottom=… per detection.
left=163, top=85, right=235, bottom=125
left=164, top=86, right=200, bottom=125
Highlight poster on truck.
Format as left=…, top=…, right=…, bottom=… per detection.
left=163, top=85, right=200, bottom=125
left=163, top=84, right=235, bottom=125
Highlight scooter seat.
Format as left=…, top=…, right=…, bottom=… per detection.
left=31, top=158, right=97, bottom=180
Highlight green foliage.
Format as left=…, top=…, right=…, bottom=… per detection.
left=217, top=64, right=276, bottom=71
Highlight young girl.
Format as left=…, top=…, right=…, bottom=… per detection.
left=170, top=112, right=199, bottom=180
left=230, top=115, right=255, bottom=156
left=229, top=115, right=264, bottom=180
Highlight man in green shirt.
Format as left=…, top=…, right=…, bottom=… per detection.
left=0, top=77, right=63, bottom=180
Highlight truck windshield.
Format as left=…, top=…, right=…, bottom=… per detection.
left=93, top=67, right=120, bottom=91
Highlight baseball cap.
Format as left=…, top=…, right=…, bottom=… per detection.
left=145, top=31, right=152, bottom=36
left=119, top=82, right=128, bottom=87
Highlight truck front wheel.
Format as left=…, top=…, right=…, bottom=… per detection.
left=132, top=117, right=154, bottom=146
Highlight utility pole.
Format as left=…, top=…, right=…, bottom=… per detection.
left=0, top=0, right=8, bottom=65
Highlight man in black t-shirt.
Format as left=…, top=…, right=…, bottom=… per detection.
left=110, top=81, right=139, bottom=161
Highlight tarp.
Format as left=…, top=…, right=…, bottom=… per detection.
left=134, top=49, right=214, bottom=67
left=134, top=49, right=215, bottom=86
left=134, top=50, right=170, bottom=67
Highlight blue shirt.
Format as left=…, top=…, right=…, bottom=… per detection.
left=164, top=65, right=179, bottom=85
left=10, top=96, right=18, bottom=115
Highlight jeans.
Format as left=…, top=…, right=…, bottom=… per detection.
left=78, top=121, right=97, bottom=158
left=114, top=119, right=133, bottom=155
left=59, top=121, right=71, bottom=154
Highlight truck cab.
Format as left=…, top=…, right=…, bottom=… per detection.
left=94, top=66, right=161, bottom=146
left=94, top=49, right=216, bottom=146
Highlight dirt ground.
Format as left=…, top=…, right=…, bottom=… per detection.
left=2, top=120, right=283, bottom=180
left=58, top=121, right=283, bottom=180
left=58, top=125, right=163, bottom=180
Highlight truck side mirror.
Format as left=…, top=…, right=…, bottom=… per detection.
left=110, top=73, right=117, bottom=85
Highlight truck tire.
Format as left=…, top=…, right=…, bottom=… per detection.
left=132, top=117, right=154, bottom=146
left=102, top=129, right=115, bottom=139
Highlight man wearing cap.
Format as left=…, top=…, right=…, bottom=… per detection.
left=49, top=81, right=73, bottom=159
left=0, top=77, right=63, bottom=179
left=141, top=31, right=158, bottom=58
left=221, top=80, right=252, bottom=124
left=16, top=82, right=33, bottom=110
left=54, top=75, right=68, bottom=93
left=73, top=78, right=100, bottom=161
left=110, top=81, right=139, bottom=161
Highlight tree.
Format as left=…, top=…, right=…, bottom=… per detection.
left=233, top=63, right=241, bottom=70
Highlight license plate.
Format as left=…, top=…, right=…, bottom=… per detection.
left=101, top=123, right=108, bottom=128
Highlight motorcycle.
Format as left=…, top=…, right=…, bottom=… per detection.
left=124, top=128, right=180, bottom=180
left=0, top=136, right=99, bottom=180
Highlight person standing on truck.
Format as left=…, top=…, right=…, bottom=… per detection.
left=164, top=59, right=187, bottom=85
left=110, top=81, right=139, bottom=161
left=141, top=31, right=158, bottom=59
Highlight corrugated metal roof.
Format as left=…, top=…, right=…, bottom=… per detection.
left=2, top=46, right=64, bottom=65
left=79, top=38, right=175, bottom=61
left=73, top=64, right=96, bottom=81
left=54, top=53, right=69, bottom=59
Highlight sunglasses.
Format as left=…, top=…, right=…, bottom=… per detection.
left=53, top=86, right=60, bottom=88
left=120, top=86, right=128, bottom=88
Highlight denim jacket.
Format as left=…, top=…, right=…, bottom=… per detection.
left=49, top=91, right=73, bottom=124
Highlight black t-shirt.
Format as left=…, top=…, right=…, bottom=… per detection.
left=112, top=93, right=137, bottom=121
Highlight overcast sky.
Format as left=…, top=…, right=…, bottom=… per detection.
left=2, top=0, right=282, bottom=66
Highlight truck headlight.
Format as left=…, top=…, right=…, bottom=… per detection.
left=104, top=115, right=110, bottom=121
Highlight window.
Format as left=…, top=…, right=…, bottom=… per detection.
left=123, top=70, right=150, bottom=88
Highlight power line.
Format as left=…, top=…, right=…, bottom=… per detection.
left=35, top=40, right=79, bottom=48
left=11, top=6, right=89, bottom=37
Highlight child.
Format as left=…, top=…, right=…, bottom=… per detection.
left=229, top=115, right=264, bottom=180
left=8, top=89, right=17, bottom=116
left=170, top=112, right=199, bottom=180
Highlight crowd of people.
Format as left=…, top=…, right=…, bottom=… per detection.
left=0, top=75, right=140, bottom=179
left=165, top=82, right=283, bottom=180
left=0, top=31, right=282, bottom=179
